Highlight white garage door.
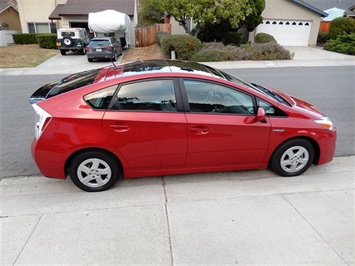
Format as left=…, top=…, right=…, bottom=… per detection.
left=256, top=20, right=312, bottom=46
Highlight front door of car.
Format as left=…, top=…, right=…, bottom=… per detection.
left=182, top=79, right=271, bottom=168
left=102, top=79, right=187, bottom=171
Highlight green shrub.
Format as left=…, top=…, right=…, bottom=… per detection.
left=328, top=17, right=355, bottom=40
left=155, top=32, right=171, bottom=44
left=255, top=32, right=276, bottom=43
left=247, top=43, right=292, bottom=60
left=13, top=33, right=39, bottom=44
left=317, top=32, right=330, bottom=43
left=160, top=34, right=202, bottom=60
left=324, top=33, right=355, bottom=55
left=222, top=32, right=242, bottom=46
left=191, top=42, right=250, bottom=62
left=36, top=34, right=57, bottom=49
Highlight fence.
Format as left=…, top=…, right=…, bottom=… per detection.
left=135, top=23, right=171, bottom=47
left=319, top=21, right=331, bottom=33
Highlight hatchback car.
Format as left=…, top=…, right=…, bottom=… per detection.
left=29, top=60, right=336, bottom=192
left=86, top=37, right=122, bottom=62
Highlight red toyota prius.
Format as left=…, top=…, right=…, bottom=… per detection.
left=29, top=60, right=336, bottom=192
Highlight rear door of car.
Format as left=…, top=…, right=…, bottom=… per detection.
left=102, top=78, right=188, bottom=171
left=180, top=78, right=271, bottom=168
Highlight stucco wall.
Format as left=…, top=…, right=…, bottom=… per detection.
left=260, top=0, right=321, bottom=46
left=17, top=0, right=67, bottom=33
left=0, top=7, right=21, bottom=30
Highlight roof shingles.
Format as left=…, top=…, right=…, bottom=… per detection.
left=58, top=0, right=135, bottom=16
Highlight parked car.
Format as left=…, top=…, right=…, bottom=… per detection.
left=56, top=28, right=90, bottom=55
left=86, top=37, right=122, bottom=62
left=29, top=60, right=336, bottom=192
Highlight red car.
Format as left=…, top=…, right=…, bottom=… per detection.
left=29, top=60, right=336, bottom=192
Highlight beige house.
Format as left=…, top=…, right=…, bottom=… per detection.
left=17, top=0, right=137, bottom=44
left=253, top=0, right=328, bottom=46
left=0, top=3, right=21, bottom=30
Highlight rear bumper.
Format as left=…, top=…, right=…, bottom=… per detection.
left=87, top=52, right=114, bottom=59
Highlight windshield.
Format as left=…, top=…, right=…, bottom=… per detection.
left=219, top=70, right=290, bottom=105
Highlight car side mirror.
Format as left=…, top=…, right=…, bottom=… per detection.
left=257, top=107, right=267, bottom=123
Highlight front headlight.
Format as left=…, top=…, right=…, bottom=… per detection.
left=314, top=117, right=335, bottom=131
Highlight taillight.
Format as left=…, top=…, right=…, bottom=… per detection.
left=32, top=104, right=52, bottom=139
left=105, top=46, right=113, bottom=50
left=87, top=47, right=93, bottom=51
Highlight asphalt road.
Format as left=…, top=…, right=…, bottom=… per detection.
left=0, top=66, right=354, bottom=177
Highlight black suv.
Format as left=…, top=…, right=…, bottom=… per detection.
left=56, top=28, right=90, bottom=55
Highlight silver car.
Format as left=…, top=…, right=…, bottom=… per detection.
left=86, top=37, right=122, bottom=62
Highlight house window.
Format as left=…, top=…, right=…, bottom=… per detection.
left=28, top=23, right=56, bottom=33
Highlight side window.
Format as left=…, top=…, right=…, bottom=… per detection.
left=258, top=98, right=288, bottom=116
left=111, top=79, right=177, bottom=112
left=184, top=79, right=255, bottom=114
left=84, top=85, right=117, bottom=110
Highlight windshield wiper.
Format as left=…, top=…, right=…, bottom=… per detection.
left=252, top=83, right=288, bottom=104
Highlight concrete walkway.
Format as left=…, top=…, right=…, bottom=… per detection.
left=1, top=156, right=354, bottom=264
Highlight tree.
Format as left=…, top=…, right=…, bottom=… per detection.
left=138, top=0, right=165, bottom=25
left=162, top=0, right=259, bottom=36
left=241, top=0, right=265, bottom=32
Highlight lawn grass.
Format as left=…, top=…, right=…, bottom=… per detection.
left=0, top=44, right=59, bottom=68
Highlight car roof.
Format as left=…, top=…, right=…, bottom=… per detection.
left=117, top=59, right=226, bottom=79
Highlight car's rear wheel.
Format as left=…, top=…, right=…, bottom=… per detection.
left=60, top=49, right=67, bottom=55
left=69, top=151, right=121, bottom=192
left=88, top=58, right=93, bottom=62
left=270, top=138, right=314, bottom=176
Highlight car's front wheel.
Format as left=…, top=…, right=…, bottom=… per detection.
left=270, top=138, right=314, bottom=176
left=69, top=151, right=121, bottom=192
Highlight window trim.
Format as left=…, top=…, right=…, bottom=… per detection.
left=109, top=78, right=184, bottom=112
left=179, top=78, right=257, bottom=116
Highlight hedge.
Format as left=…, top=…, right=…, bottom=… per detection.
left=160, top=34, right=202, bottom=60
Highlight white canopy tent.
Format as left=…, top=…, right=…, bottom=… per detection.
left=88, top=9, right=131, bottom=47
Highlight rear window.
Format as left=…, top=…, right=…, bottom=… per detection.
left=89, top=40, right=111, bottom=46
left=60, top=31, right=75, bottom=37
left=46, top=68, right=101, bottom=99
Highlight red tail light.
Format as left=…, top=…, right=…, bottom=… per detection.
left=105, top=46, right=113, bottom=50
left=87, top=47, right=93, bottom=51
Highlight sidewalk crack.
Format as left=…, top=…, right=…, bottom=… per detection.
left=162, top=176, right=174, bottom=266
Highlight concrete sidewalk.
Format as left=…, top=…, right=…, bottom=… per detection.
left=1, top=156, right=354, bottom=264
left=1, top=46, right=354, bottom=76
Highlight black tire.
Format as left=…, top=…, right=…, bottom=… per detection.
left=81, top=46, right=86, bottom=55
left=88, top=58, right=93, bottom=62
left=60, top=49, right=67, bottom=55
left=62, top=37, right=73, bottom=47
left=269, top=138, right=314, bottom=177
left=69, top=151, right=121, bottom=192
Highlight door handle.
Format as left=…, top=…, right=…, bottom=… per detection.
left=190, top=126, right=209, bottom=135
left=110, top=124, right=130, bottom=132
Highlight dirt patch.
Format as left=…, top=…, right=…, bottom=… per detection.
left=121, top=43, right=167, bottom=62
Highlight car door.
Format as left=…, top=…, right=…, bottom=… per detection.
left=182, top=79, right=271, bottom=168
left=102, top=79, right=188, bottom=171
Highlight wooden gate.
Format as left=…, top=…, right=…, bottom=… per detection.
left=135, top=24, right=171, bottom=47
